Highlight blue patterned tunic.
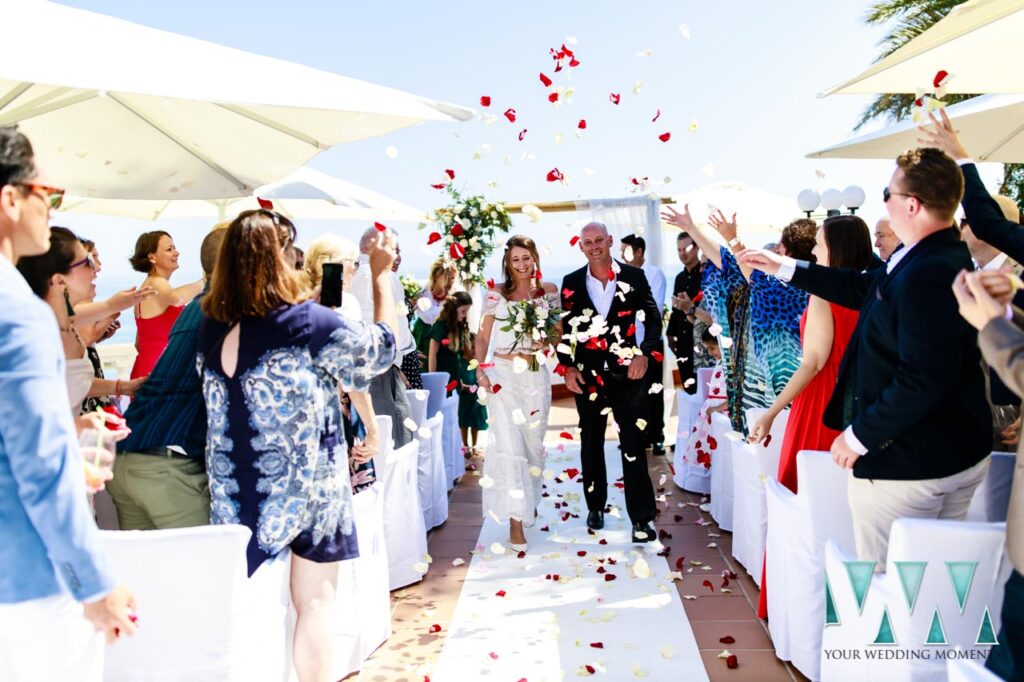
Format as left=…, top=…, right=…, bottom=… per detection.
left=198, top=301, right=396, bottom=575
left=749, top=270, right=807, bottom=397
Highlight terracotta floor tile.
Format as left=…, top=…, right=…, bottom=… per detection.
left=701, top=649, right=793, bottom=682
left=683, top=594, right=762, bottom=621
left=692, top=619, right=774, bottom=650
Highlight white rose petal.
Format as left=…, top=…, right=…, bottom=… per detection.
left=648, top=383, right=663, bottom=395
left=632, top=557, right=652, bottom=579
left=509, top=489, right=525, bottom=500
left=708, top=323, right=723, bottom=337
left=452, top=557, right=466, bottom=567
left=529, top=465, right=542, bottom=477
left=512, top=357, right=529, bottom=374
left=384, top=145, right=399, bottom=159
left=416, top=297, right=431, bottom=312
left=720, top=336, right=734, bottom=350
left=403, top=417, right=418, bottom=432
left=479, top=474, right=496, bottom=489
left=417, top=426, right=432, bottom=439
left=490, top=542, right=506, bottom=555
left=412, top=562, right=429, bottom=573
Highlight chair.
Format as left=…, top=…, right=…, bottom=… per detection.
left=672, top=387, right=708, bottom=493
left=822, top=518, right=1007, bottom=682
left=100, top=524, right=292, bottom=681
left=405, top=388, right=429, bottom=430
left=377, top=415, right=429, bottom=590
left=416, top=412, right=448, bottom=529
left=730, top=407, right=789, bottom=585
left=966, top=452, right=1015, bottom=522
left=764, top=450, right=855, bottom=680
left=440, top=393, right=463, bottom=489
left=707, top=411, right=735, bottom=531
left=420, top=372, right=448, bottom=419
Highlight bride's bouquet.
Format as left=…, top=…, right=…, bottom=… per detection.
left=498, top=296, right=565, bottom=371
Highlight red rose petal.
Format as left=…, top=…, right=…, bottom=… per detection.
left=720, top=636, right=735, bottom=644
left=604, top=573, right=617, bottom=581
left=585, top=665, right=596, bottom=674
left=444, top=169, right=455, bottom=180
left=491, top=384, right=502, bottom=394
left=548, top=92, right=559, bottom=103
left=651, top=351, right=664, bottom=362
left=577, top=119, right=587, bottom=130
left=626, top=323, right=636, bottom=337
left=496, top=590, right=507, bottom=597
left=596, top=566, right=606, bottom=574
left=429, top=624, right=442, bottom=633
left=480, top=95, right=491, bottom=107
left=675, top=557, right=686, bottom=570
left=541, top=525, right=550, bottom=532
left=598, top=538, right=608, bottom=545
left=445, top=379, right=458, bottom=392
left=565, top=467, right=580, bottom=479
left=517, top=550, right=526, bottom=559
left=702, top=579, right=715, bottom=591
left=933, top=69, right=949, bottom=88
left=546, top=168, right=564, bottom=183
left=518, top=128, right=528, bottom=141
left=373, top=221, right=387, bottom=232
left=561, top=43, right=574, bottom=58
left=727, top=654, right=739, bottom=669
left=427, top=232, right=442, bottom=245
left=430, top=183, right=446, bottom=190
left=559, top=432, right=574, bottom=440
left=568, top=235, right=581, bottom=247
left=577, top=550, right=587, bottom=557
left=590, top=642, right=604, bottom=649
left=659, top=528, right=672, bottom=540
left=763, top=434, right=773, bottom=447
left=658, top=132, right=672, bottom=143
left=540, top=72, right=553, bottom=87
left=257, top=197, right=274, bottom=210
left=652, top=109, right=661, bottom=123
left=489, top=652, right=499, bottom=660
left=693, top=291, right=704, bottom=303
left=449, top=243, right=465, bottom=260
left=609, top=92, right=621, bottom=105
left=486, top=278, right=496, bottom=289
left=674, top=514, right=683, bottom=522
left=504, top=108, right=517, bottom=123
left=569, top=56, right=580, bottom=67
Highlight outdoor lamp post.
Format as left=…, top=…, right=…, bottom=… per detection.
left=796, top=185, right=865, bottom=218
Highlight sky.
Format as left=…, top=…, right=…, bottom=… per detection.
left=47, top=0, right=1006, bottom=341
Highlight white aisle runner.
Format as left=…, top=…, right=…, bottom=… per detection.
left=432, top=442, right=709, bottom=681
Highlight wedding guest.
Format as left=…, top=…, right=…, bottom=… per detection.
left=874, top=218, right=901, bottom=261
left=300, top=233, right=381, bottom=494
left=109, top=225, right=228, bottom=530
left=474, top=236, right=558, bottom=548
left=389, top=240, right=423, bottom=390
left=0, top=126, right=136, bottom=680
left=17, top=227, right=147, bottom=417
left=292, top=246, right=305, bottom=271
left=747, top=215, right=873, bottom=619
left=430, top=291, right=488, bottom=455
left=412, top=258, right=457, bottom=366
left=682, top=330, right=725, bottom=477
left=128, top=230, right=204, bottom=380
left=667, top=232, right=704, bottom=394
left=198, top=209, right=397, bottom=682
left=740, top=147, right=992, bottom=566
left=620, top=234, right=668, bottom=456
left=350, top=226, right=415, bottom=447
left=951, top=270, right=1024, bottom=681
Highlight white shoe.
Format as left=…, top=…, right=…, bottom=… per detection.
left=698, top=503, right=710, bottom=512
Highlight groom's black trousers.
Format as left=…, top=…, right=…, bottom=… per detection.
left=574, top=373, right=657, bottom=524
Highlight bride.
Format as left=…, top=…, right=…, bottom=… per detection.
left=474, top=235, right=559, bottom=549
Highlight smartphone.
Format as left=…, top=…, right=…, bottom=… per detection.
left=321, top=262, right=343, bottom=309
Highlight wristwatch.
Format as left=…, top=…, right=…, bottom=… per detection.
left=727, top=237, right=741, bottom=248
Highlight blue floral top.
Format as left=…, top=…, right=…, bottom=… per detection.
left=198, top=301, right=396, bottom=575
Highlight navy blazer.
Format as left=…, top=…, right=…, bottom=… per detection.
left=790, top=227, right=991, bottom=480
left=557, top=261, right=662, bottom=384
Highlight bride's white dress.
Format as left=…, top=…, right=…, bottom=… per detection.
left=480, top=290, right=554, bottom=526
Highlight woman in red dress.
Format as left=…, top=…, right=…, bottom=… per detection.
left=129, top=230, right=204, bottom=380
left=746, top=214, right=874, bottom=619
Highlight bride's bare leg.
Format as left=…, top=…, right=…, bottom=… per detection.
left=509, top=518, right=526, bottom=545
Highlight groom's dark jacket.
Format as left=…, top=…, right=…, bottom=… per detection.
left=556, top=261, right=662, bottom=386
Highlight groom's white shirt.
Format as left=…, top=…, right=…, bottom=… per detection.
left=585, top=266, right=616, bottom=319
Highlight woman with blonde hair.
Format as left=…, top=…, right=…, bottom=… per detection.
left=412, top=258, right=457, bottom=366
left=302, top=233, right=361, bottom=322
left=473, top=235, right=559, bottom=549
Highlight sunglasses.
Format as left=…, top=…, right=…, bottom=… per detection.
left=882, top=187, right=918, bottom=204
left=69, top=254, right=96, bottom=271
left=13, top=182, right=65, bottom=210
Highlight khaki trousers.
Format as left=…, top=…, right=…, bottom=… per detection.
left=847, top=457, right=990, bottom=567
left=105, top=453, right=210, bottom=530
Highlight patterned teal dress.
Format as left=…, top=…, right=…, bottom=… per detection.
left=749, top=270, right=807, bottom=398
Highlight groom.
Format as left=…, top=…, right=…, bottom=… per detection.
left=557, top=222, right=660, bottom=542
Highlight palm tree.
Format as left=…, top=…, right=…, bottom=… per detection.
left=859, top=0, right=1024, bottom=206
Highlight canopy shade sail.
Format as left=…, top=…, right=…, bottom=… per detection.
left=1, top=1, right=473, bottom=200
left=823, top=0, right=1024, bottom=96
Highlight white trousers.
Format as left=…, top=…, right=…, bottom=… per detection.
left=847, top=457, right=990, bottom=568
left=0, top=592, right=103, bottom=681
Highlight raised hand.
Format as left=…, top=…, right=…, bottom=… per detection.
left=660, top=204, right=696, bottom=232
left=736, top=248, right=785, bottom=276
left=109, top=286, right=156, bottom=312
left=952, top=270, right=1008, bottom=330
left=368, top=230, right=398, bottom=277
left=708, top=208, right=738, bottom=243
left=917, top=109, right=969, bottom=161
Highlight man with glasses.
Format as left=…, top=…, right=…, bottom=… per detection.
left=873, top=218, right=901, bottom=262
left=0, top=126, right=137, bottom=680
left=739, top=147, right=991, bottom=568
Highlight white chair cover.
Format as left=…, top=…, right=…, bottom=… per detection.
left=947, top=659, right=1005, bottom=682
left=405, top=388, right=429, bottom=429
left=822, top=518, right=1007, bottom=682
left=101, top=524, right=292, bottom=682
left=707, top=412, right=735, bottom=531
left=765, top=450, right=855, bottom=680
left=416, top=412, right=448, bottom=529
left=378, top=414, right=429, bottom=590
left=672, top=387, right=709, bottom=494
left=966, top=452, right=1015, bottom=522
left=440, top=393, right=463, bottom=489
left=731, top=408, right=789, bottom=585
left=420, top=372, right=447, bottom=418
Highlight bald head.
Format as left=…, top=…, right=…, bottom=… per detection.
left=581, top=221, right=609, bottom=238
left=578, top=221, right=613, bottom=273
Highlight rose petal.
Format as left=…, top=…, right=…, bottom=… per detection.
left=429, top=624, right=442, bottom=633
left=480, top=95, right=491, bottom=107
left=720, top=636, right=735, bottom=644
left=658, top=132, right=671, bottom=143
left=504, top=108, right=517, bottom=123
left=727, top=654, right=738, bottom=669
left=651, top=109, right=661, bottom=123
left=609, top=92, right=621, bottom=105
